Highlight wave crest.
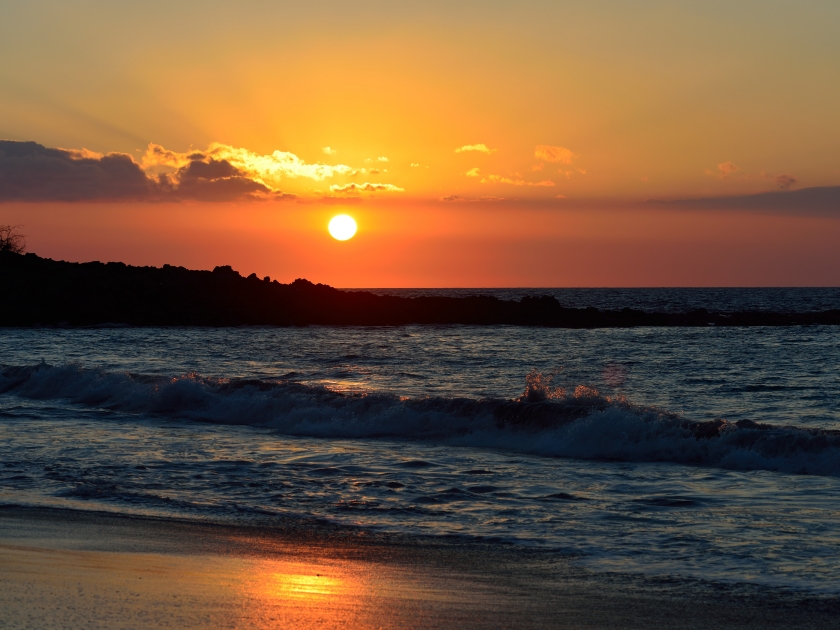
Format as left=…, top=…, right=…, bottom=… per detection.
left=2, top=363, right=839, bottom=476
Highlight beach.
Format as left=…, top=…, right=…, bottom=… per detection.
left=3, top=505, right=838, bottom=629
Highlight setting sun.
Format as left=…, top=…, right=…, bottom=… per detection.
left=328, top=215, right=357, bottom=241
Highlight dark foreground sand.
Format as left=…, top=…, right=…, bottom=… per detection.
left=1, top=506, right=837, bottom=629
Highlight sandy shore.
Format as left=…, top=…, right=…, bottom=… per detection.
left=1, top=505, right=837, bottom=629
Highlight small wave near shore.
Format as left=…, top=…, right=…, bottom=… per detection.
left=3, top=362, right=839, bottom=477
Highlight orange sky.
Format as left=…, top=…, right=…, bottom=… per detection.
left=3, top=201, right=839, bottom=287
left=1, top=1, right=839, bottom=286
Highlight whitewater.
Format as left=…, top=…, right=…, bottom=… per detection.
left=2, top=321, right=840, bottom=593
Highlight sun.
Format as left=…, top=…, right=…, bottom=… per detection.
left=328, top=214, right=357, bottom=241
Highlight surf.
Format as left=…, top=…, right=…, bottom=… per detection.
left=3, top=362, right=839, bottom=477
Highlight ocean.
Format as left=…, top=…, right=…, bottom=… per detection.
left=2, top=288, right=839, bottom=595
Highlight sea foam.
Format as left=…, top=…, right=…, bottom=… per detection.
left=3, top=362, right=839, bottom=477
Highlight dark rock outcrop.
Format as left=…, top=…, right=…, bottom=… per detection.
left=2, top=251, right=839, bottom=327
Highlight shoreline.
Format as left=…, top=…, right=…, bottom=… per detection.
left=2, top=505, right=838, bottom=629
left=3, top=252, right=840, bottom=328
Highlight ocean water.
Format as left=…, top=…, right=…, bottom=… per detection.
left=350, top=287, right=840, bottom=313
left=2, top=309, right=840, bottom=593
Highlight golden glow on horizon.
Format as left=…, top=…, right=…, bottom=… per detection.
left=6, top=202, right=840, bottom=288
left=2, top=2, right=840, bottom=287
left=328, top=214, right=357, bottom=241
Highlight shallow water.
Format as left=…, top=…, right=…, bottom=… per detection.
left=2, top=323, right=840, bottom=593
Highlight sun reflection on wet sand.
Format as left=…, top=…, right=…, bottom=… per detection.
left=237, top=546, right=477, bottom=629
left=234, top=545, right=504, bottom=630
left=265, top=569, right=345, bottom=599
left=0, top=540, right=470, bottom=629
left=241, top=557, right=378, bottom=628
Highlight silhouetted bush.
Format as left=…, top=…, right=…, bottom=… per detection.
left=0, top=225, right=25, bottom=254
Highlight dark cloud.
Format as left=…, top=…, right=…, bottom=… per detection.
left=174, top=174, right=276, bottom=202
left=0, top=140, right=294, bottom=202
left=177, top=158, right=243, bottom=181
left=775, top=175, right=797, bottom=190
left=651, top=186, right=840, bottom=215
left=330, top=182, right=404, bottom=193
left=169, top=157, right=279, bottom=201
left=0, top=140, right=155, bottom=201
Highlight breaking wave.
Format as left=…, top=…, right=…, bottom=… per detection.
left=2, top=362, right=840, bottom=477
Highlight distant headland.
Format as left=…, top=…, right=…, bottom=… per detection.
left=2, top=251, right=839, bottom=328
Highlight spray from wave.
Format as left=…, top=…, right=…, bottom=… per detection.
left=2, top=362, right=839, bottom=476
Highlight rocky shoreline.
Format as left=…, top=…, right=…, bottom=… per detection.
left=3, top=252, right=839, bottom=327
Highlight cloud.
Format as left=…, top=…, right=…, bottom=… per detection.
left=177, top=158, right=241, bottom=181
left=650, top=186, right=840, bottom=215
left=322, top=147, right=337, bottom=155
left=480, top=174, right=555, bottom=187
left=535, top=145, right=576, bottom=164
left=713, top=161, right=744, bottom=179
left=141, top=143, right=353, bottom=183
left=377, top=156, right=389, bottom=162
left=170, top=157, right=291, bottom=202
left=463, top=164, right=554, bottom=186
left=410, top=163, right=420, bottom=168
left=330, top=182, right=405, bottom=194
left=775, top=174, right=797, bottom=190
left=559, top=168, right=587, bottom=178
left=0, top=140, right=298, bottom=202
left=439, top=195, right=507, bottom=203
left=707, top=163, right=798, bottom=190
left=0, top=140, right=158, bottom=201
left=455, top=144, right=496, bottom=154
left=173, top=174, right=278, bottom=202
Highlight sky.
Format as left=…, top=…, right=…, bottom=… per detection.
left=1, top=0, right=839, bottom=286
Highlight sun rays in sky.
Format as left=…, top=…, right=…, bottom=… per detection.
left=1, top=1, right=839, bottom=285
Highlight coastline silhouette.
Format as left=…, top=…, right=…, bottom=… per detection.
left=2, top=250, right=839, bottom=328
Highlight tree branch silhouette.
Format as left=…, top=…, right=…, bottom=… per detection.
left=0, top=225, right=26, bottom=254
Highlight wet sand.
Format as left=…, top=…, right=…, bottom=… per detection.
left=1, top=506, right=837, bottom=629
